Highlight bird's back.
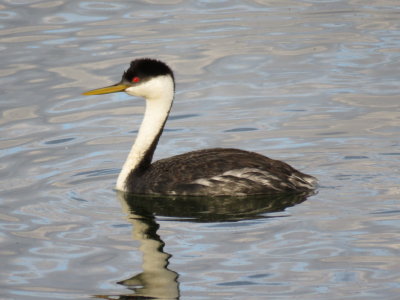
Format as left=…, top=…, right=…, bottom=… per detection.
left=126, top=148, right=317, bottom=196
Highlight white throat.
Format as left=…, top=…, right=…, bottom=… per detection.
left=116, top=75, right=174, bottom=192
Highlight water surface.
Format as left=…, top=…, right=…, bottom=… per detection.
left=1, top=0, right=399, bottom=299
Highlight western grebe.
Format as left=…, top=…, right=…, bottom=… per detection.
left=83, top=58, right=317, bottom=196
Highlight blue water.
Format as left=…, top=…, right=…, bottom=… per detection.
left=1, top=1, right=399, bottom=299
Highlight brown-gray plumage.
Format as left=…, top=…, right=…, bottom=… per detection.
left=83, top=58, right=317, bottom=196
left=127, top=148, right=317, bottom=196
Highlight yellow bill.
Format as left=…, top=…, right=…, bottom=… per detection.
left=82, top=84, right=129, bottom=95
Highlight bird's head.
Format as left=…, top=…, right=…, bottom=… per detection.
left=83, top=58, right=174, bottom=100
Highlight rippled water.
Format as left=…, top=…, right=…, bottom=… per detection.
left=1, top=0, right=399, bottom=299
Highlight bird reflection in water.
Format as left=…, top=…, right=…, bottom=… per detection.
left=93, top=190, right=313, bottom=299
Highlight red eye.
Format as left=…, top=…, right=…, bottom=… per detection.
left=132, top=77, right=140, bottom=83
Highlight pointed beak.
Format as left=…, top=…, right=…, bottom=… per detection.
left=82, top=83, right=129, bottom=95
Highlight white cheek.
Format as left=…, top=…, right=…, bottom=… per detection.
left=125, top=85, right=145, bottom=97
left=125, top=76, right=174, bottom=100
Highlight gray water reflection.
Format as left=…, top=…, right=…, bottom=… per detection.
left=120, top=191, right=312, bottom=223
left=94, top=191, right=311, bottom=299
left=94, top=193, right=180, bottom=300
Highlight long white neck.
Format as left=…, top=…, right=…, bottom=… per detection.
left=116, top=75, right=174, bottom=192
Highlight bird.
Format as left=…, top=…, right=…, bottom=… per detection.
left=83, top=58, right=317, bottom=196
